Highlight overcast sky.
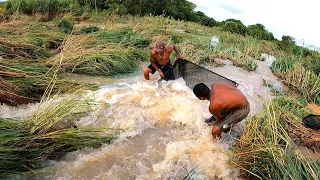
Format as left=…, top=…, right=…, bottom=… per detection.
left=188, top=0, right=319, bottom=49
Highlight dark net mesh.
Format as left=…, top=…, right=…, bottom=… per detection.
left=302, top=114, right=320, bottom=130
left=162, top=59, right=238, bottom=89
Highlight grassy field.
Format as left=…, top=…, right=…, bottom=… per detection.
left=0, top=8, right=320, bottom=179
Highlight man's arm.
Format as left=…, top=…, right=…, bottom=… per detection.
left=171, top=44, right=184, bottom=59
left=209, top=101, right=223, bottom=121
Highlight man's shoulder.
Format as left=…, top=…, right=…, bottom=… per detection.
left=166, top=44, right=175, bottom=50
left=213, top=82, right=236, bottom=88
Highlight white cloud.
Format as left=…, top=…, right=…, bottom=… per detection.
left=189, top=0, right=320, bottom=49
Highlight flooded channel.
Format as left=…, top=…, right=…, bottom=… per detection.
left=0, top=56, right=290, bottom=179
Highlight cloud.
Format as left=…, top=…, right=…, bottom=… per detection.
left=215, top=2, right=244, bottom=14
left=189, top=0, right=320, bottom=48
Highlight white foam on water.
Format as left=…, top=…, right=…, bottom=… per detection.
left=261, top=53, right=277, bottom=67
left=0, top=103, right=39, bottom=119
left=36, top=77, right=241, bottom=179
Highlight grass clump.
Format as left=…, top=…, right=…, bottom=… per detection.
left=0, top=18, right=67, bottom=59
left=0, top=91, right=120, bottom=178
left=272, top=58, right=320, bottom=104
left=0, top=40, right=52, bottom=59
left=66, top=50, right=146, bottom=76
left=98, top=29, right=151, bottom=48
left=211, top=44, right=258, bottom=71
left=0, top=61, right=83, bottom=105
left=0, top=118, right=118, bottom=178
left=27, top=90, right=95, bottom=134
left=54, top=17, right=75, bottom=34
left=231, top=99, right=320, bottom=179
left=80, top=25, right=100, bottom=34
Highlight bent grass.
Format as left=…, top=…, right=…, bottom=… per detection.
left=272, top=58, right=320, bottom=104
left=231, top=97, right=320, bottom=179
left=0, top=87, right=120, bottom=178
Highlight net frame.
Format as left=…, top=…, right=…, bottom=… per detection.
left=161, top=59, right=238, bottom=89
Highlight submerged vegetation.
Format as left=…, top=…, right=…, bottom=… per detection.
left=0, top=94, right=119, bottom=178
left=0, top=0, right=319, bottom=178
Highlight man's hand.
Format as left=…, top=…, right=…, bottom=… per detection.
left=158, top=69, right=164, bottom=77
left=178, top=55, right=185, bottom=60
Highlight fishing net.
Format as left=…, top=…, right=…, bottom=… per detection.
left=161, top=59, right=238, bottom=89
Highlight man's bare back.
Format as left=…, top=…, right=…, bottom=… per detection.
left=193, top=82, right=250, bottom=139
left=209, top=82, right=249, bottom=120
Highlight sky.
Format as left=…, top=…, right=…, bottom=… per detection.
left=188, top=0, right=320, bottom=50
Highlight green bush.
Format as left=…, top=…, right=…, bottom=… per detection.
left=301, top=58, right=320, bottom=75
left=271, top=57, right=296, bottom=73
left=55, top=17, right=75, bottom=34
left=5, top=0, right=72, bottom=15
left=191, top=11, right=218, bottom=27
left=221, top=19, right=247, bottom=35
left=292, top=45, right=314, bottom=58
left=80, top=26, right=100, bottom=34
left=247, top=23, right=274, bottom=40
left=310, top=58, right=320, bottom=75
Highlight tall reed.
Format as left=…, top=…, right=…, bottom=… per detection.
left=272, top=58, right=320, bottom=104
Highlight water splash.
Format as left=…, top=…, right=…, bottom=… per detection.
left=36, top=77, right=241, bottom=179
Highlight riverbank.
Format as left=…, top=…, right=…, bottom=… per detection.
left=1, top=12, right=320, bottom=179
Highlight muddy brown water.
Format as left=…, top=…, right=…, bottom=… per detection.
left=3, top=55, right=316, bottom=179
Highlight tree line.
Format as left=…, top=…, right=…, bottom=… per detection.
left=1, top=0, right=271, bottom=39
left=2, top=0, right=318, bottom=58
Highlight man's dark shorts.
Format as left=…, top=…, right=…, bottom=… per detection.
left=216, top=104, right=250, bottom=131
left=147, top=61, right=172, bottom=75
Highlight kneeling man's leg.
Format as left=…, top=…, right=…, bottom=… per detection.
left=216, top=105, right=250, bottom=133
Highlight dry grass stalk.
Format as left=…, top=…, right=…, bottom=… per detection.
left=0, top=77, right=33, bottom=105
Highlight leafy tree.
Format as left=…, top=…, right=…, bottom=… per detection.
left=282, top=35, right=295, bottom=44
left=247, top=23, right=274, bottom=40
left=164, top=0, right=195, bottom=21
left=277, top=35, right=296, bottom=53
left=221, top=19, right=247, bottom=35
left=192, top=11, right=218, bottom=27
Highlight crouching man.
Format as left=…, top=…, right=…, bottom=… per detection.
left=193, top=82, right=250, bottom=139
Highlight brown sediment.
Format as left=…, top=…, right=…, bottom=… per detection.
left=287, top=120, right=320, bottom=153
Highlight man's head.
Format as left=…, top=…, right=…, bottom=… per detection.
left=155, top=41, right=165, bottom=53
left=193, top=83, right=210, bottom=100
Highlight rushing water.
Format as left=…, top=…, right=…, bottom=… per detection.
left=0, top=56, right=290, bottom=179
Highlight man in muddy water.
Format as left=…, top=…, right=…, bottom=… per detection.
left=193, top=82, right=250, bottom=139
left=143, top=41, right=184, bottom=80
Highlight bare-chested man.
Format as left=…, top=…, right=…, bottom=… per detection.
left=143, top=41, right=184, bottom=80
left=193, top=82, right=250, bottom=139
